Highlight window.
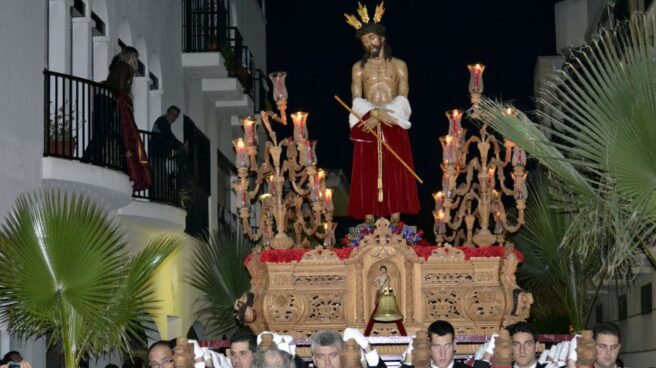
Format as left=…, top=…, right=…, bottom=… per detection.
left=149, top=72, right=159, bottom=90
left=641, top=283, right=653, bottom=315
left=618, top=294, right=627, bottom=320
left=91, top=12, right=105, bottom=36
left=71, top=0, right=85, bottom=17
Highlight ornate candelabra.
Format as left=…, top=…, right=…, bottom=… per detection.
left=233, top=72, right=336, bottom=249
left=433, top=64, right=528, bottom=247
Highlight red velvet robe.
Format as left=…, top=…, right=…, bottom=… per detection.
left=348, top=114, right=419, bottom=219
left=117, top=94, right=152, bottom=191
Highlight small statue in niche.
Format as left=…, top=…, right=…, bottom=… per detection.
left=372, top=265, right=391, bottom=302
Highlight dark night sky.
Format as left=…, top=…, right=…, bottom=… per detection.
left=265, top=1, right=559, bottom=233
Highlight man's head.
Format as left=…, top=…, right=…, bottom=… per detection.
left=252, top=348, right=294, bottom=368
left=507, top=322, right=538, bottom=368
left=230, top=331, right=257, bottom=368
left=427, top=320, right=456, bottom=368
left=311, top=330, right=344, bottom=368
left=593, top=323, right=621, bottom=368
left=380, top=265, right=387, bottom=274
left=165, top=106, right=181, bottom=124
left=147, top=340, right=174, bottom=368
left=3, top=351, right=22, bottom=363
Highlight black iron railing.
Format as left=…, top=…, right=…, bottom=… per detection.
left=253, top=69, right=268, bottom=113
left=44, top=69, right=126, bottom=171
left=182, top=0, right=231, bottom=53
left=181, top=0, right=268, bottom=107
left=134, top=131, right=185, bottom=207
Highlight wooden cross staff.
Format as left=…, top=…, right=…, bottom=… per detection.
left=334, top=95, right=424, bottom=184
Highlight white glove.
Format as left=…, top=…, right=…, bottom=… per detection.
left=558, top=341, right=570, bottom=363
left=474, top=342, right=487, bottom=360
left=188, top=339, right=206, bottom=368
left=210, top=351, right=222, bottom=368
left=401, top=335, right=415, bottom=362
left=538, top=348, right=550, bottom=364
left=257, top=331, right=282, bottom=346
left=567, top=334, right=581, bottom=363
left=216, top=351, right=232, bottom=368
left=485, top=333, right=498, bottom=356
left=277, top=334, right=296, bottom=356
left=548, top=343, right=560, bottom=362
left=343, top=327, right=369, bottom=350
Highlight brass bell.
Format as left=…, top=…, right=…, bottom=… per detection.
left=374, top=289, right=403, bottom=322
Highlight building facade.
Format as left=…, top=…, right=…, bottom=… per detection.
left=536, top=1, right=656, bottom=366
left=0, top=0, right=268, bottom=366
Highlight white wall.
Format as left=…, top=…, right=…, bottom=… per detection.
left=232, top=0, right=267, bottom=71
left=0, top=1, right=47, bottom=221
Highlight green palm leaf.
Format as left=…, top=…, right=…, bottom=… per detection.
left=478, top=12, right=656, bottom=272
left=188, top=225, right=252, bottom=338
left=0, top=189, right=178, bottom=367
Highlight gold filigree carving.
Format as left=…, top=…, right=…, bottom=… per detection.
left=307, top=294, right=344, bottom=322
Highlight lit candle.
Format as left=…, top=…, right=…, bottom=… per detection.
left=242, top=116, right=258, bottom=146
left=434, top=210, right=446, bottom=235
left=433, top=191, right=444, bottom=211
left=494, top=211, right=503, bottom=234
left=468, top=63, right=486, bottom=95
left=269, top=71, right=288, bottom=101
left=487, top=167, right=496, bottom=187
left=235, top=182, right=249, bottom=208
left=303, top=139, right=317, bottom=166
left=291, top=111, right=309, bottom=142
left=324, top=188, right=334, bottom=212
left=323, top=223, right=335, bottom=247
left=445, top=109, right=462, bottom=137
left=311, top=170, right=326, bottom=202
left=443, top=135, right=456, bottom=165
left=512, top=146, right=526, bottom=167
left=233, top=138, right=248, bottom=168
left=267, top=175, right=277, bottom=196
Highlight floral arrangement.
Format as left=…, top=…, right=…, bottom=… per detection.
left=340, top=221, right=429, bottom=247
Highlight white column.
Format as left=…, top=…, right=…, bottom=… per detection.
left=149, top=89, right=163, bottom=130
left=0, top=322, right=9, bottom=359
left=133, top=76, right=149, bottom=130
left=71, top=17, right=93, bottom=79
left=92, top=36, right=112, bottom=82
left=10, top=336, right=47, bottom=368
left=48, top=0, right=71, bottom=73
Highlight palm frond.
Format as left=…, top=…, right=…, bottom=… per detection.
left=188, top=225, right=253, bottom=338
left=0, top=188, right=179, bottom=367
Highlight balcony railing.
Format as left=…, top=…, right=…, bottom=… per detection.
left=181, top=0, right=269, bottom=113
left=44, top=70, right=186, bottom=209
left=44, top=69, right=126, bottom=171
left=134, top=131, right=185, bottom=207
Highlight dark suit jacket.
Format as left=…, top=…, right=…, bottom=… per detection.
left=400, top=361, right=469, bottom=368
left=471, top=361, right=547, bottom=368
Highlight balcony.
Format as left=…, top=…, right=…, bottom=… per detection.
left=43, top=70, right=132, bottom=209
left=181, top=0, right=268, bottom=114
left=43, top=70, right=186, bottom=228
left=118, top=132, right=187, bottom=231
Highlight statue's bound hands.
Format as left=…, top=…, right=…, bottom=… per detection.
left=361, top=115, right=380, bottom=133
left=361, top=108, right=397, bottom=133
left=373, top=108, right=396, bottom=127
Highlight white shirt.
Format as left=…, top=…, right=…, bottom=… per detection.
left=514, top=363, right=538, bottom=368
left=430, top=362, right=454, bottom=368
